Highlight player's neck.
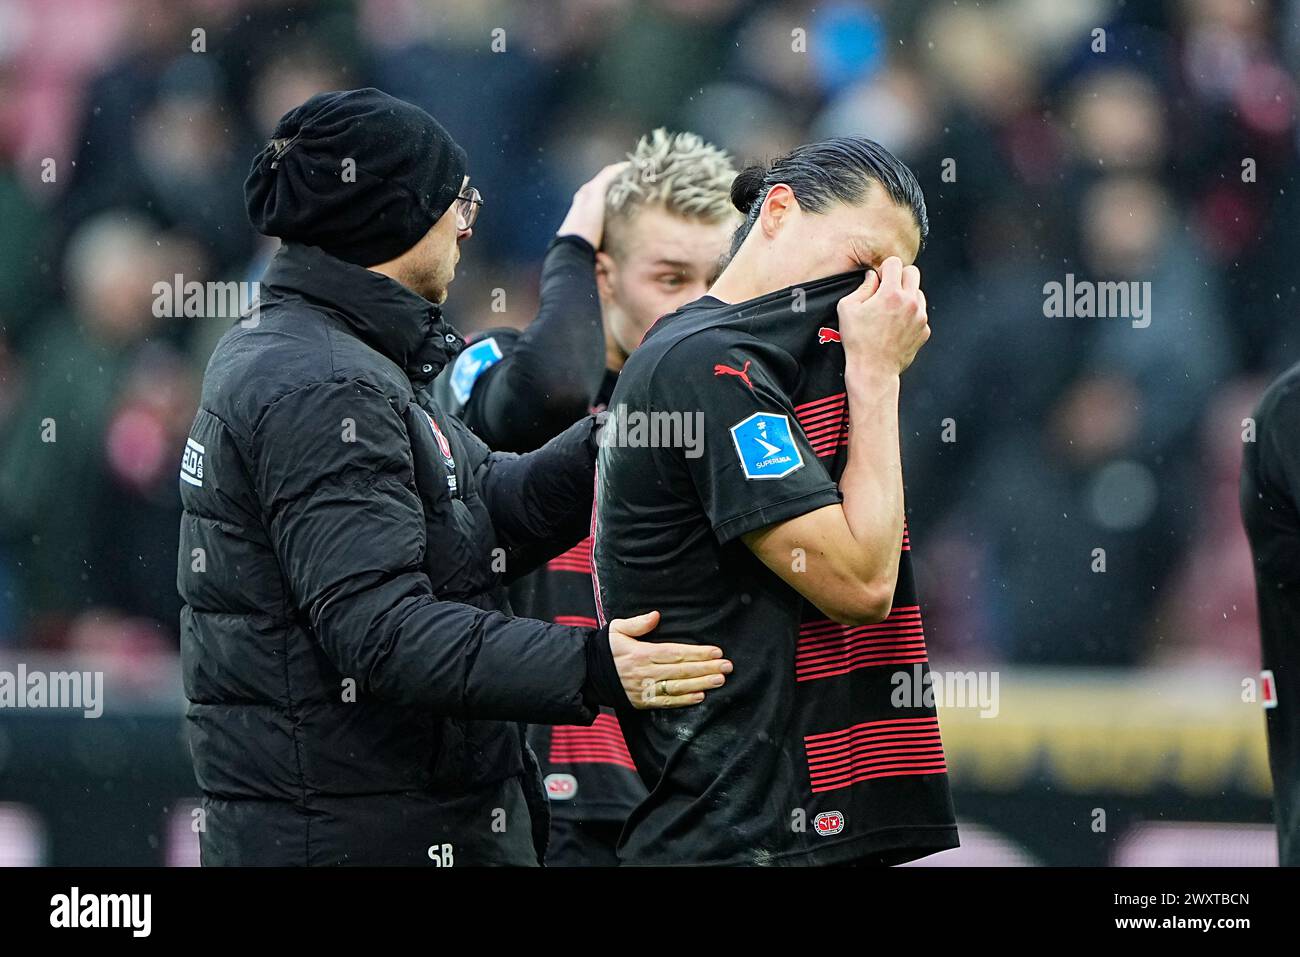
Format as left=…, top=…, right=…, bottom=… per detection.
left=708, top=248, right=779, bottom=305
left=604, top=321, right=627, bottom=373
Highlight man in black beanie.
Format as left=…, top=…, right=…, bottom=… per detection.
left=244, top=87, right=470, bottom=296
left=177, top=89, right=731, bottom=866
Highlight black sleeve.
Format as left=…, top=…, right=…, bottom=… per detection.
left=251, top=378, right=620, bottom=720
left=450, top=410, right=601, bottom=579
left=1243, top=378, right=1300, bottom=585
left=655, top=333, right=842, bottom=545
left=459, top=236, right=606, bottom=452
left=1259, top=382, right=1300, bottom=499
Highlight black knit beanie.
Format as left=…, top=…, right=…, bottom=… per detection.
left=245, top=88, right=468, bottom=266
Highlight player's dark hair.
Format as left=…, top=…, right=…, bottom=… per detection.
left=728, top=136, right=928, bottom=257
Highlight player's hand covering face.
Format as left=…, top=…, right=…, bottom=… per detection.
left=835, top=256, right=930, bottom=376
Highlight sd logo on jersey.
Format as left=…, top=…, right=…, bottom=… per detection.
left=814, top=810, right=845, bottom=836
left=544, top=773, right=578, bottom=800
left=729, top=412, right=804, bottom=480
left=450, top=337, right=504, bottom=404
left=1262, top=669, right=1279, bottom=709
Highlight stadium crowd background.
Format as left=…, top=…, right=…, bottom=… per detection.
left=0, top=0, right=1295, bottom=688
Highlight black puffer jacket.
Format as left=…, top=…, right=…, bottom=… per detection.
left=177, top=243, right=622, bottom=866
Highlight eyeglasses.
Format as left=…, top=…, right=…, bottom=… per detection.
left=454, top=187, right=483, bottom=230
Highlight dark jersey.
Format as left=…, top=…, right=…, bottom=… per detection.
left=593, top=271, right=959, bottom=866
left=512, top=367, right=648, bottom=823
left=512, top=535, right=649, bottom=822
left=1240, top=363, right=1300, bottom=867
left=436, top=321, right=645, bottom=824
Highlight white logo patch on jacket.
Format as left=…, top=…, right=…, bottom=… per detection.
left=180, top=438, right=205, bottom=487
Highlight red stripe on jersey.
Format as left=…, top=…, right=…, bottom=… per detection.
left=795, top=605, right=929, bottom=681
left=804, top=717, right=948, bottom=793
left=797, top=406, right=846, bottom=431
left=548, top=536, right=593, bottom=574
left=554, top=615, right=598, bottom=629
left=793, top=393, right=849, bottom=458
left=793, top=392, right=847, bottom=415
left=548, top=713, right=637, bottom=770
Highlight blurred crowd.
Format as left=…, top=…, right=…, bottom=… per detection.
left=0, top=0, right=1294, bottom=670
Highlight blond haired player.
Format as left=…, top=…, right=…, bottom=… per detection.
left=436, top=130, right=738, bottom=864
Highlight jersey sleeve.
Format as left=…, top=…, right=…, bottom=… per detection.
left=436, top=327, right=519, bottom=419
left=653, top=333, right=842, bottom=545
left=443, top=237, right=605, bottom=452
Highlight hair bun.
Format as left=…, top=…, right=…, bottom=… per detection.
left=730, top=164, right=768, bottom=213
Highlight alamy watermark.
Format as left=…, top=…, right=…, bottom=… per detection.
left=891, top=665, right=999, bottom=718
left=152, top=274, right=260, bottom=326
left=0, top=664, right=103, bottom=718
left=1043, top=273, right=1150, bottom=328
left=599, top=402, right=704, bottom=458
left=50, top=887, right=150, bottom=937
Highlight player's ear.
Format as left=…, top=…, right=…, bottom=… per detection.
left=595, top=250, right=617, bottom=304
left=759, top=183, right=796, bottom=238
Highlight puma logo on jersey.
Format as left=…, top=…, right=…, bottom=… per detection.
left=817, top=327, right=841, bottom=344
left=714, top=360, right=753, bottom=390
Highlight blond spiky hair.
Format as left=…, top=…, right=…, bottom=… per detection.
left=604, top=129, right=738, bottom=252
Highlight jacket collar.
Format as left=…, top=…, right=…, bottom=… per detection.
left=260, top=242, right=464, bottom=385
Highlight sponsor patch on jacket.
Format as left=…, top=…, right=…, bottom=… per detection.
left=180, top=437, right=205, bottom=487
left=813, top=810, right=845, bottom=836
left=544, top=773, right=578, bottom=800
left=450, top=337, right=504, bottom=405
left=423, top=412, right=457, bottom=493
left=729, top=412, right=804, bottom=480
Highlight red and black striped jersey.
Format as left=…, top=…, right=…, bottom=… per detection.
left=437, top=320, right=645, bottom=824
left=593, top=271, right=959, bottom=865
left=514, top=527, right=648, bottom=822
